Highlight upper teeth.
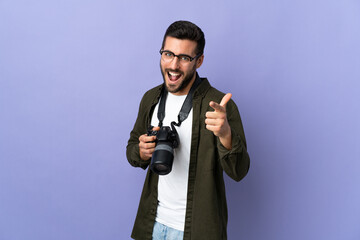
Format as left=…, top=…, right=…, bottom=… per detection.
left=169, top=72, right=180, bottom=76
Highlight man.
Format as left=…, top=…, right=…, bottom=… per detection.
left=127, top=20, right=250, bottom=240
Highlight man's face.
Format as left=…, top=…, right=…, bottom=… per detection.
left=160, top=36, right=203, bottom=95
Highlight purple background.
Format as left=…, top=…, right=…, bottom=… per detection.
left=1, top=0, right=359, bottom=239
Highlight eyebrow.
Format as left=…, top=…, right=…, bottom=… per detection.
left=163, top=50, right=193, bottom=57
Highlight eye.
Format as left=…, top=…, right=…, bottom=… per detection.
left=164, top=52, right=174, bottom=57
left=180, top=55, right=191, bottom=62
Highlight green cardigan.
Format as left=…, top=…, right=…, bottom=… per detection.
left=127, top=77, right=250, bottom=240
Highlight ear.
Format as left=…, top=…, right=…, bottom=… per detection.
left=196, top=54, right=204, bottom=69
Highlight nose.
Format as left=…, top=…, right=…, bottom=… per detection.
left=169, top=56, right=181, bottom=69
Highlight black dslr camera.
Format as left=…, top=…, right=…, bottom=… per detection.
left=147, top=125, right=180, bottom=175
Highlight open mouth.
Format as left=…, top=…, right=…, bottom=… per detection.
left=167, top=71, right=182, bottom=82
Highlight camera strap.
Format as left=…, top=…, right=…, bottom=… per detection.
left=157, top=73, right=201, bottom=128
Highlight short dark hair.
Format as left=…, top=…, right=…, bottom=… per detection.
left=161, top=20, right=205, bottom=55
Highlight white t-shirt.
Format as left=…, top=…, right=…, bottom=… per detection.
left=150, top=92, right=192, bottom=231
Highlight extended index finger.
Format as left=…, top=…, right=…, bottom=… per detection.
left=220, top=93, right=232, bottom=107
left=209, top=101, right=224, bottom=112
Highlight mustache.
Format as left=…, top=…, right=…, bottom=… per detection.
left=165, top=69, right=183, bottom=74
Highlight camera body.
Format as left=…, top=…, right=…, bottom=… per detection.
left=147, top=126, right=179, bottom=175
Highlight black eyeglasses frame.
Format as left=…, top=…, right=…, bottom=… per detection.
left=159, top=50, right=202, bottom=62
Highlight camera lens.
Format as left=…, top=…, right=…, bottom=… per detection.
left=150, top=143, right=174, bottom=175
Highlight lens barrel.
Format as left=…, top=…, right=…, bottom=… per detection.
left=150, top=143, right=174, bottom=175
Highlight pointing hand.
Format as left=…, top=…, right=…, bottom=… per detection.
left=205, top=93, right=232, bottom=149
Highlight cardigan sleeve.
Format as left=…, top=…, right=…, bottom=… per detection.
left=216, top=100, right=250, bottom=181
left=126, top=95, right=152, bottom=170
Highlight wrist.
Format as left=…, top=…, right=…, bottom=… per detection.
left=219, top=127, right=232, bottom=150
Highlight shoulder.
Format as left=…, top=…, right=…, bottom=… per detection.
left=143, top=84, right=162, bottom=99
left=196, top=78, right=225, bottom=102
left=205, top=86, right=225, bottom=101
left=139, top=84, right=163, bottom=107
left=203, top=85, right=239, bottom=113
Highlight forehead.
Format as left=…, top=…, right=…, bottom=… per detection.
left=163, top=36, right=197, bottom=55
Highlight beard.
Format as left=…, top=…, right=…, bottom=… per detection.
left=160, top=63, right=197, bottom=94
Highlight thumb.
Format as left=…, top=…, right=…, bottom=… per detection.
left=220, top=93, right=232, bottom=107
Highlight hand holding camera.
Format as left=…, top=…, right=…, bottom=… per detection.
left=138, top=126, right=160, bottom=161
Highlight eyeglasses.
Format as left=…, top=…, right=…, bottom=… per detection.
left=159, top=50, right=202, bottom=64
